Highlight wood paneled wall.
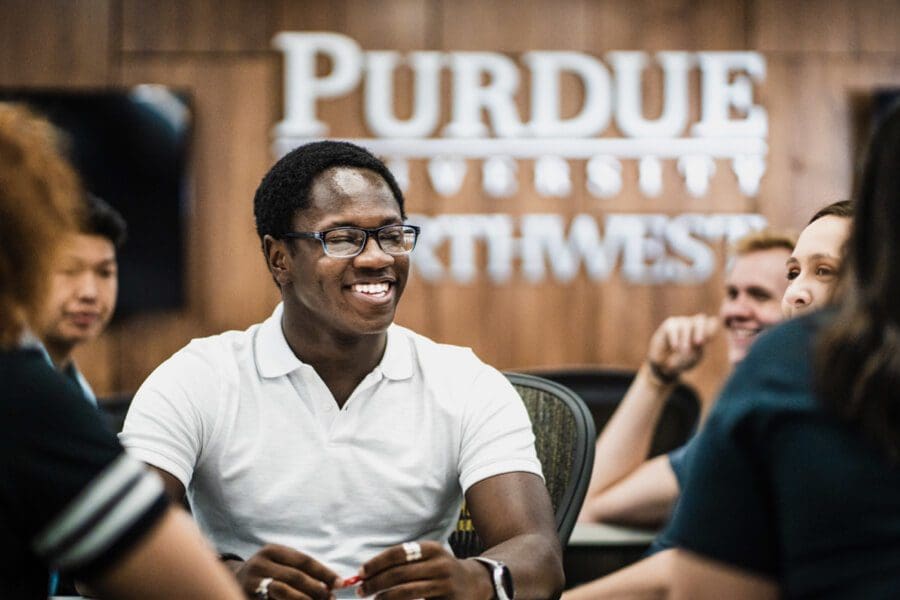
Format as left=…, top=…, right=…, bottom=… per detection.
left=3, top=0, right=899, bottom=404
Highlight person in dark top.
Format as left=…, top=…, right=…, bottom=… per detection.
left=667, top=102, right=900, bottom=598
left=0, top=102, right=242, bottom=599
left=563, top=230, right=795, bottom=599
left=647, top=200, right=854, bottom=555
left=565, top=214, right=851, bottom=598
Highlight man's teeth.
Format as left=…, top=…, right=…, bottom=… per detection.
left=352, top=282, right=390, bottom=295
left=731, top=328, right=759, bottom=339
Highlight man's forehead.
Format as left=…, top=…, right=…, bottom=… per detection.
left=299, top=167, right=400, bottom=227
left=313, top=166, right=390, bottom=197
left=727, top=248, right=790, bottom=290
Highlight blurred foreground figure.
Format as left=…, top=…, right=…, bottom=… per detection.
left=0, top=103, right=242, bottom=599
left=668, top=104, right=900, bottom=598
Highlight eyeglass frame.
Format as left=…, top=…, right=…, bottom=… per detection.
left=280, top=223, right=422, bottom=258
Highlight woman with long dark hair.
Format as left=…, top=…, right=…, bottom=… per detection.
left=665, top=103, right=900, bottom=598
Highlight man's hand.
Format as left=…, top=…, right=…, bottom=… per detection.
left=357, top=541, right=493, bottom=600
left=232, top=544, right=340, bottom=600
left=646, top=313, right=719, bottom=381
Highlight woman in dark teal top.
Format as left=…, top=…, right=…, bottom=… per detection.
left=666, top=102, right=900, bottom=598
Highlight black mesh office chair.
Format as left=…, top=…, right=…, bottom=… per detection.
left=449, top=373, right=596, bottom=558
left=527, top=367, right=700, bottom=457
left=98, top=393, right=133, bottom=434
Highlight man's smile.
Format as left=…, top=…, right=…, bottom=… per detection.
left=352, top=281, right=390, bottom=295
left=345, top=278, right=397, bottom=306
left=726, top=324, right=761, bottom=339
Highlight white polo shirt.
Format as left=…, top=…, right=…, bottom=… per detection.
left=120, top=304, right=542, bottom=582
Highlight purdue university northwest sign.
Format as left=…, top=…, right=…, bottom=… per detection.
left=272, top=32, right=770, bottom=284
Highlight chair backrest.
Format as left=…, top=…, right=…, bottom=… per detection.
left=449, top=372, right=596, bottom=558
left=527, top=367, right=700, bottom=457
left=98, top=393, right=134, bottom=433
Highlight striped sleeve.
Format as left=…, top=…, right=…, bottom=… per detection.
left=31, top=453, right=168, bottom=577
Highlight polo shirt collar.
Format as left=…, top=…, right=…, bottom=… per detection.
left=255, top=303, right=413, bottom=381
left=255, top=303, right=303, bottom=378
left=377, top=325, right=413, bottom=381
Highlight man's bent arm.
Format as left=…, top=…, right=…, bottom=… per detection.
left=467, top=471, right=565, bottom=599
left=580, top=314, right=717, bottom=526
left=149, top=465, right=186, bottom=503
left=582, top=455, right=680, bottom=526
left=579, top=362, right=677, bottom=525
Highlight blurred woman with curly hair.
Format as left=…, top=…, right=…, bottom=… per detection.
left=0, top=103, right=242, bottom=599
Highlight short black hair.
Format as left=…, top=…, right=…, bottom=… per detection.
left=81, top=192, right=127, bottom=248
left=253, top=140, right=405, bottom=243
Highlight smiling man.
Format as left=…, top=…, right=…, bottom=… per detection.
left=577, top=229, right=796, bottom=530
left=565, top=229, right=795, bottom=599
left=36, top=193, right=125, bottom=404
left=121, top=141, right=563, bottom=600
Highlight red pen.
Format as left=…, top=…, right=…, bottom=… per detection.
left=342, top=575, right=363, bottom=587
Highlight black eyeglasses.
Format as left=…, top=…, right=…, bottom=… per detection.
left=281, top=224, right=421, bottom=258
